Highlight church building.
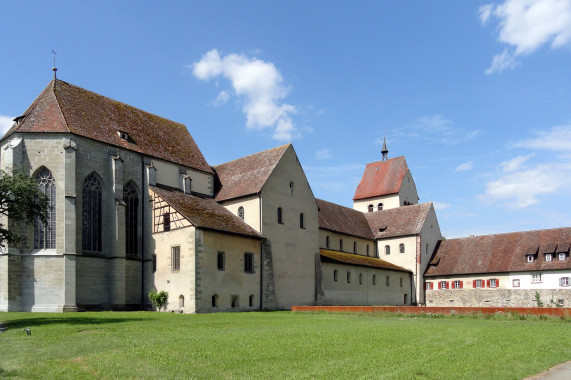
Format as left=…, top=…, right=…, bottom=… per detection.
left=0, top=78, right=568, bottom=312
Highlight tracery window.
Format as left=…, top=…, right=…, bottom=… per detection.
left=124, top=182, right=139, bottom=256
left=82, top=173, right=102, bottom=251
left=34, top=168, right=56, bottom=249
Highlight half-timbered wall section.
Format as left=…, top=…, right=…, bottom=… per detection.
left=152, top=192, right=191, bottom=233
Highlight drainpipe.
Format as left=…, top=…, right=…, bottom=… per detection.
left=258, top=193, right=263, bottom=310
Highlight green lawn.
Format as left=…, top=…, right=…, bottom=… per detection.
left=0, top=311, right=570, bottom=379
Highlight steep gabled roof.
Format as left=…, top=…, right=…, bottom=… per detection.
left=353, top=156, right=409, bottom=200
left=3, top=80, right=212, bottom=173
left=425, top=227, right=571, bottom=277
left=150, top=185, right=262, bottom=239
left=366, top=202, right=432, bottom=239
left=320, top=249, right=411, bottom=272
left=213, top=144, right=290, bottom=201
left=317, top=199, right=374, bottom=239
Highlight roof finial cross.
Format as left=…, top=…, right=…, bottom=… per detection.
left=51, top=50, right=57, bottom=81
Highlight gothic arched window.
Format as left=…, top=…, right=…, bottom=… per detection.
left=378, top=203, right=383, bottom=211
left=34, top=168, right=56, bottom=249
left=82, top=173, right=102, bottom=251
left=368, top=204, right=373, bottom=212
left=124, top=182, right=139, bottom=256
left=238, top=206, right=245, bottom=220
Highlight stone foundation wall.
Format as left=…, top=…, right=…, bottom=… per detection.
left=426, top=289, right=571, bottom=308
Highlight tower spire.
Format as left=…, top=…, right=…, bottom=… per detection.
left=381, top=136, right=388, bottom=161
left=51, top=50, right=57, bottom=81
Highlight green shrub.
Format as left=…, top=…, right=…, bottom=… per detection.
left=148, top=290, right=168, bottom=311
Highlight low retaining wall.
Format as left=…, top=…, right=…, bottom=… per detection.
left=291, top=305, right=571, bottom=317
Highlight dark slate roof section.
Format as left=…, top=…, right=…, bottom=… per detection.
left=353, top=156, right=409, bottom=200
left=365, top=203, right=432, bottom=239
left=3, top=80, right=212, bottom=173
left=213, top=144, right=290, bottom=201
left=150, top=185, right=262, bottom=239
left=316, top=199, right=375, bottom=239
left=320, top=249, right=411, bottom=273
left=425, top=227, right=571, bottom=277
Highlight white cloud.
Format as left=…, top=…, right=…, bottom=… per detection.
left=192, top=49, right=298, bottom=141
left=481, top=0, right=571, bottom=73
left=484, top=163, right=569, bottom=208
left=513, top=125, right=571, bottom=152
left=315, top=149, right=332, bottom=160
left=213, top=90, right=230, bottom=106
left=500, top=154, right=534, bottom=172
left=485, top=50, right=521, bottom=74
left=455, top=161, right=473, bottom=172
left=0, top=114, right=15, bottom=136
left=433, top=201, right=451, bottom=211
left=389, top=114, right=480, bottom=145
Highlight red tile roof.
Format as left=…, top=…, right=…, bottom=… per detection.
left=213, top=144, right=290, bottom=201
left=425, top=227, right=571, bottom=277
left=320, top=249, right=411, bottom=272
left=3, top=80, right=212, bottom=173
left=150, top=185, right=262, bottom=239
left=353, top=156, right=409, bottom=200
left=365, top=203, right=433, bottom=239
left=317, top=199, right=374, bottom=239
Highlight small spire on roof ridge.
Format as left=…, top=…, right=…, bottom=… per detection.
left=51, top=50, right=57, bottom=81
left=381, top=135, right=388, bottom=161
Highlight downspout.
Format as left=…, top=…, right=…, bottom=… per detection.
left=141, top=154, right=145, bottom=308
left=258, top=193, right=263, bottom=310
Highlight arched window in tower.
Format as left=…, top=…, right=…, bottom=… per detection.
left=399, top=243, right=405, bottom=254
left=378, top=203, right=383, bottom=211
left=82, top=173, right=102, bottom=251
left=385, top=245, right=390, bottom=255
left=238, top=206, right=245, bottom=220
left=34, top=168, right=56, bottom=249
left=366, top=244, right=370, bottom=256
left=353, top=241, right=357, bottom=253
left=277, top=207, right=283, bottom=224
left=333, top=269, right=338, bottom=282
left=124, top=182, right=139, bottom=256
left=299, top=213, right=304, bottom=229
left=339, top=239, right=343, bottom=252
left=368, top=204, right=373, bottom=212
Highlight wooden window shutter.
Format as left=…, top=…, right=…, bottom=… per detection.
left=472, top=280, right=476, bottom=288
left=438, top=281, right=441, bottom=289
left=486, top=279, right=490, bottom=287
left=460, top=281, right=463, bottom=289
left=496, top=279, right=499, bottom=287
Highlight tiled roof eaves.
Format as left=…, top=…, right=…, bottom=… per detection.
left=320, top=249, right=411, bottom=273
left=319, top=227, right=375, bottom=241
left=197, top=225, right=265, bottom=241
left=354, top=192, right=399, bottom=201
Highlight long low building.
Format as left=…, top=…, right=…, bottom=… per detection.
left=424, top=228, right=571, bottom=308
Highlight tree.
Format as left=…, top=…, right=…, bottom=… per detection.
left=0, top=169, right=49, bottom=246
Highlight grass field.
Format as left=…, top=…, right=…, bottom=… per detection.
left=0, top=311, right=570, bottom=379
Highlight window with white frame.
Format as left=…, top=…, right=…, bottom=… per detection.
left=475, top=279, right=483, bottom=288
left=171, top=246, right=180, bottom=272
left=532, top=273, right=542, bottom=283
left=489, top=279, right=497, bottom=288
left=512, top=279, right=520, bottom=287
left=385, top=245, right=390, bottom=255
left=545, top=253, right=552, bottom=262
left=527, top=255, right=535, bottom=263
left=453, top=280, right=462, bottom=289
left=559, top=252, right=567, bottom=261
left=425, top=282, right=432, bottom=290
left=238, top=206, right=245, bottom=220
left=399, top=243, right=405, bottom=254
left=440, top=281, right=447, bottom=289
left=560, top=277, right=569, bottom=287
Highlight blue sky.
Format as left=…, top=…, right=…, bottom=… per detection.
left=1, top=1, right=570, bottom=238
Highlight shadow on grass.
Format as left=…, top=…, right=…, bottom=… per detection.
left=4, top=316, right=149, bottom=330
left=0, top=368, right=18, bottom=377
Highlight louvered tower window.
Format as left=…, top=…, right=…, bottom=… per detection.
left=82, top=174, right=102, bottom=251
left=124, top=182, right=139, bottom=256
left=34, top=168, right=56, bottom=249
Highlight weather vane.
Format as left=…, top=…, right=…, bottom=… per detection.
left=52, top=50, right=57, bottom=80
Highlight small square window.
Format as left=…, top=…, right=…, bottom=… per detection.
left=512, top=279, right=520, bottom=288
left=532, top=273, right=542, bottom=283
left=560, top=277, right=569, bottom=287
left=489, top=279, right=497, bottom=288
left=559, top=252, right=567, bottom=261
left=527, top=255, right=535, bottom=263
left=475, top=279, right=483, bottom=288
left=440, top=281, right=447, bottom=289
left=545, top=253, right=552, bottom=262
left=453, top=280, right=462, bottom=289
left=425, top=282, right=432, bottom=290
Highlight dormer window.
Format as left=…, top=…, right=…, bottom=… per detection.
left=559, top=252, right=567, bottom=261
left=118, top=131, right=135, bottom=143
left=545, top=253, right=552, bottom=262
left=526, top=255, right=535, bottom=263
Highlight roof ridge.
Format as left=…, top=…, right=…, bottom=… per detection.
left=214, top=143, right=291, bottom=168
left=448, top=226, right=571, bottom=241
left=55, top=80, right=186, bottom=128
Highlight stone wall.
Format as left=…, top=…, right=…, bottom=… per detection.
left=426, top=288, right=571, bottom=308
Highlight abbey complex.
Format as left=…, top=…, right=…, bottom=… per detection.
left=1, top=79, right=569, bottom=313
